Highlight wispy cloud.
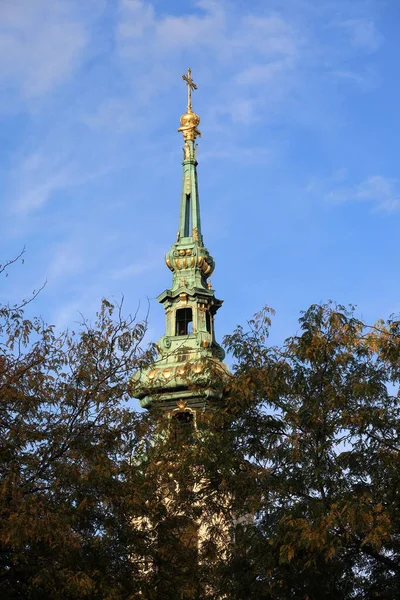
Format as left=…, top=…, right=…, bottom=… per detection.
left=330, top=66, right=379, bottom=91
left=47, top=238, right=86, bottom=281
left=9, top=142, right=118, bottom=216
left=112, top=0, right=383, bottom=132
left=0, top=0, right=391, bottom=334
left=10, top=149, right=73, bottom=214
left=111, top=260, right=160, bottom=280
left=335, top=18, right=382, bottom=52
left=116, top=1, right=301, bottom=124
left=0, top=0, right=89, bottom=100
left=327, top=175, right=400, bottom=213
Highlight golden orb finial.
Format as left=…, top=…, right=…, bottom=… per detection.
left=178, top=68, right=201, bottom=141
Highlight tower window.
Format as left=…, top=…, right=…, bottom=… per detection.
left=172, top=411, right=194, bottom=444
left=176, top=308, right=193, bottom=336
left=205, top=310, right=212, bottom=334
left=184, top=194, right=191, bottom=237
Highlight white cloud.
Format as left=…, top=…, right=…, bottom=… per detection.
left=114, top=1, right=303, bottom=127
left=241, top=14, right=298, bottom=57
left=10, top=149, right=73, bottom=214
left=0, top=0, right=88, bottom=98
left=112, top=260, right=160, bottom=280
left=47, top=238, right=86, bottom=281
left=118, top=0, right=225, bottom=54
left=82, top=97, right=145, bottom=133
left=337, top=18, right=382, bottom=51
left=201, top=144, right=272, bottom=165
left=117, top=2, right=298, bottom=65
left=8, top=127, right=124, bottom=216
left=1, top=0, right=386, bottom=223
left=327, top=175, right=400, bottom=213
left=51, top=298, right=92, bottom=331
left=118, top=0, right=156, bottom=43
left=235, top=59, right=295, bottom=86
left=113, top=0, right=382, bottom=132
left=331, top=66, right=379, bottom=91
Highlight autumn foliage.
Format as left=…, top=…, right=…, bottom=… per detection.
left=0, top=257, right=399, bottom=598
left=223, top=303, right=400, bottom=598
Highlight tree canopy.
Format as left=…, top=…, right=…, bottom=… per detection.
left=0, top=281, right=155, bottom=598
left=0, top=259, right=399, bottom=599
left=222, top=303, right=400, bottom=599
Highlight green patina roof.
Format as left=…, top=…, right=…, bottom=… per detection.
left=131, top=69, right=229, bottom=412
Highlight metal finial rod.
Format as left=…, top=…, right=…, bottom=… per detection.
left=182, top=67, right=197, bottom=110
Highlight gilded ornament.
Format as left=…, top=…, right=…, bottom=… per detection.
left=192, top=227, right=199, bottom=242
left=178, top=110, right=201, bottom=141
left=176, top=399, right=188, bottom=410
left=184, top=141, right=191, bottom=160
left=162, top=369, right=172, bottom=380
left=178, top=68, right=201, bottom=141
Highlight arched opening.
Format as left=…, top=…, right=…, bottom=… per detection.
left=172, top=410, right=195, bottom=444
left=205, top=310, right=212, bottom=334
left=176, top=307, right=193, bottom=336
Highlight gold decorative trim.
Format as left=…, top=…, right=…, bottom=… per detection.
left=178, top=69, right=201, bottom=141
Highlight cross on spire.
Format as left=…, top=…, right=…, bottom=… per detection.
left=182, top=68, right=197, bottom=110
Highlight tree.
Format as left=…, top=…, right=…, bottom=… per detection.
left=1, top=250, right=399, bottom=600
left=222, top=303, right=400, bottom=599
left=0, top=272, right=156, bottom=598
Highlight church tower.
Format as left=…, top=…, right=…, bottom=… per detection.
left=133, top=69, right=229, bottom=423
left=131, top=73, right=238, bottom=599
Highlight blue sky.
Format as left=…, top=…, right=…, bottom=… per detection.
left=1, top=0, right=400, bottom=352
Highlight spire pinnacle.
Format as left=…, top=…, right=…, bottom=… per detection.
left=182, top=67, right=197, bottom=111
left=178, top=68, right=201, bottom=141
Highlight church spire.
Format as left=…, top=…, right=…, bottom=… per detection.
left=165, top=68, right=213, bottom=291
left=176, top=68, right=203, bottom=244
left=132, top=69, right=227, bottom=412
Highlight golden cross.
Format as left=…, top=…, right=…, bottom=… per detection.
left=182, top=68, right=197, bottom=110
